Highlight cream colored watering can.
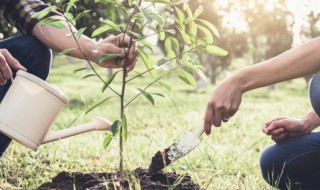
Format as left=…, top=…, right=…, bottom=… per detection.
left=0, top=70, right=111, bottom=151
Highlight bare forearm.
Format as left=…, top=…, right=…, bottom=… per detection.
left=302, top=110, right=320, bottom=132
left=234, top=37, right=320, bottom=92
left=31, top=16, right=97, bottom=62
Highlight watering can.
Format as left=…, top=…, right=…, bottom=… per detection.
left=0, top=70, right=112, bottom=151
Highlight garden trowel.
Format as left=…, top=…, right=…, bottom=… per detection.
left=148, top=125, right=204, bottom=173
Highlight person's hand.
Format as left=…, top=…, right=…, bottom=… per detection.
left=262, top=117, right=312, bottom=142
left=92, top=34, right=138, bottom=73
left=203, top=76, right=243, bottom=135
left=0, top=49, right=27, bottom=85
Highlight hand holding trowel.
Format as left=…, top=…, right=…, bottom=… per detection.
left=148, top=124, right=204, bottom=173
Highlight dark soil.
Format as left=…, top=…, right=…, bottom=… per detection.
left=148, top=150, right=171, bottom=174
left=37, top=168, right=200, bottom=190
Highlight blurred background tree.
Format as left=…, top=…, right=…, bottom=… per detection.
left=1, top=0, right=318, bottom=86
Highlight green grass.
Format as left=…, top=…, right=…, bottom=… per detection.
left=0, top=57, right=311, bottom=189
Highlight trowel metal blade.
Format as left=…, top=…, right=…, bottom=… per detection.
left=148, top=132, right=201, bottom=173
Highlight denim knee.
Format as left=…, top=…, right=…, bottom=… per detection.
left=0, top=35, right=52, bottom=80
left=260, top=146, right=278, bottom=185
left=260, top=145, right=288, bottom=188
left=21, top=36, right=52, bottom=80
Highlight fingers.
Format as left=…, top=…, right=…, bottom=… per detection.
left=116, top=34, right=131, bottom=47
left=264, top=120, right=287, bottom=134
left=265, top=117, right=286, bottom=127
left=0, top=49, right=27, bottom=85
left=126, top=58, right=137, bottom=73
left=1, top=49, right=26, bottom=71
left=203, top=106, right=214, bottom=135
left=271, top=131, right=288, bottom=142
left=213, top=110, right=222, bottom=127
left=267, top=127, right=284, bottom=136
left=0, top=50, right=12, bottom=83
left=0, top=50, right=13, bottom=85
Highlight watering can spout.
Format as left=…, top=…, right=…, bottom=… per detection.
left=42, top=116, right=111, bottom=144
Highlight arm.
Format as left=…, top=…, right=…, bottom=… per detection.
left=0, top=0, right=137, bottom=82
left=262, top=110, right=320, bottom=142
left=237, top=37, right=320, bottom=92
left=31, top=17, right=137, bottom=70
left=204, top=37, right=320, bottom=134
left=31, top=16, right=137, bottom=68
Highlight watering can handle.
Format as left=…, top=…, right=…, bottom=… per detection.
left=42, top=116, right=111, bottom=144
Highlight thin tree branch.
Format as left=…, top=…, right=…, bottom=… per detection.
left=62, top=10, right=121, bottom=96
left=126, top=46, right=200, bottom=83
left=124, top=65, right=182, bottom=108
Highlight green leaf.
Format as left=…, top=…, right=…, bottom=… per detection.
left=40, top=17, right=61, bottom=26
left=189, top=20, right=197, bottom=39
left=156, top=58, right=168, bottom=66
left=150, top=13, right=164, bottom=27
left=194, top=7, right=204, bottom=18
left=95, top=0, right=114, bottom=3
left=57, top=48, right=75, bottom=56
left=128, top=30, right=142, bottom=40
left=159, top=81, right=172, bottom=92
left=159, top=30, right=165, bottom=41
left=197, top=25, right=213, bottom=44
left=85, top=97, right=113, bottom=114
left=111, top=120, right=121, bottom=136
left=92, top=25, right=113, bottom=37
left=137, top=48, right=157, bottom=78
left=185, top=5, right=193, bottom=19
left=32, top=6, right=57, bottom=19
left=147, top=0, right=170, bottom=4
left=82, top=74, right=96, bottom=79
left=137, top=88, right=155, bottom=105
left=196, top=69, right=208, bottom=82
left=128, top=0, right=133, bottom=6
left=97, top=54, right=121, bottom=65
left=167, top=51, right=176, bottom=66
left=101, top=19, right=121, bottom=31
left=164, top=37, right=172, bottom=56
left=141, top=9, right=153, bottom=23
left=101, top=70, right=121, bottom=93
left=66, top=0, right=78, bottom=12
left=151, top=92, right=165, bottom=97
left=177, top=70, right=196, bottom=87
left=181, top=61, right=207, bottom=82
left=40, top=18, right=66, bottom=29
left=64, top=12, right=76, bottom=26
left=139, top=40, right=154, bottom=53
left=175, top=7, right=185, bottom=24
left=73, top=67, right=88, bottom=73
left=103, top=134, right=113, bottom=149
left=206, top=45, right=228, bottom=56
left=122, top=114, right=128, bottom=141
left=75, top=10, right=91, bottom=20
left=178, top=29, right=191, bottom=44
left=197, top=19, right=220, bottom=38
left=75, top=27, right=86, bottom=39
left=49, top=21, right=66, bottom=29
left=181, top=60, right=198, bottom=71
left=170, top=37, right=180, bottom=53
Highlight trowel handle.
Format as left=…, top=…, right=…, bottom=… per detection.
left=194, top=124, right=204, bottom=138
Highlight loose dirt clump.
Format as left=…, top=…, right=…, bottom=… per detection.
left=37, top=168, right=200, bottom=190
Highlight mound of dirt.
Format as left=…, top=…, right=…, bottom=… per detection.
left=37, top=168, right=200, bottom=190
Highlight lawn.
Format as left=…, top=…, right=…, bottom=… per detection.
left=0, top=57, right=312, bottom=189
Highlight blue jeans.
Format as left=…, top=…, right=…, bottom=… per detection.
left=260, top=72, right=320, bottom=189
left=0, top=35, right=52, bottom=157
